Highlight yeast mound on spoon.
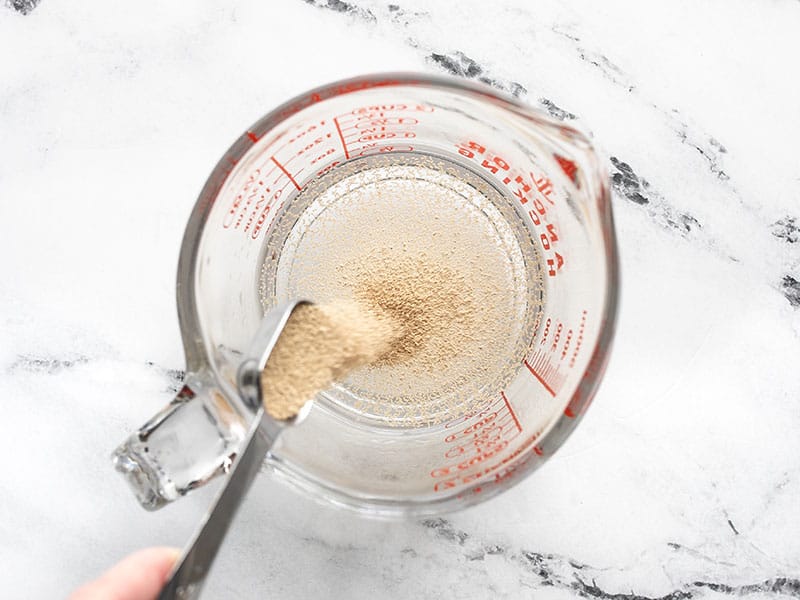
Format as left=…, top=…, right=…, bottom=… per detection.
left=260, top=301, right=399, bottom=420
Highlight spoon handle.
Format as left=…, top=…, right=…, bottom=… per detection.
left=157, top=408, right=275, bottom=600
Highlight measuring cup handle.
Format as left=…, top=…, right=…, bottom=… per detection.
left=112, top=373, right=248, bottom=510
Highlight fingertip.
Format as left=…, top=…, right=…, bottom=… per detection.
left=75, top=546, right=182, bottom=600
left=123, top=546, right=182, bottom=582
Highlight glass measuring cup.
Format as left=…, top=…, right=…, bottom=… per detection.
left=113, top=73, right=619, bottom=517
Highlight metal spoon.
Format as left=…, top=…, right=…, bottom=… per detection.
left=157, top=300, right=309, bottom=600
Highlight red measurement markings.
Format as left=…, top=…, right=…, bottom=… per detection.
left=486, top=435, right=546, bottom=490
left=223, top=168, right=276, bottom=230
left=333, top=117, right=350, bottom=159
left=333, top=104, right=430, bottom=157
left=524, top=352, right=565, bottom=398
left=569, top=311, right=588, bottom=368
left=500, top=390, right=522, bottom=433
left=316, top=160, right=340, bottom=177
left=555, top=154, right=578, bottom=184
left=270, top=156, right=301, bottom=191
left=524, top=357, right=555, bottom=397
left=534, top=173, right=554, bottom=201
left=448, top=427, right=547, bottom=495
left=526, top=311, right=590, bottom=404
left=455, top=139, right=565, bottom=277
left=251, top=121, right=333, bottom=164
left=266, top=79, right=408, bottom=124
left=275, top=122, right=338, bottom=168
left=431, top=392, right=525, bottom=492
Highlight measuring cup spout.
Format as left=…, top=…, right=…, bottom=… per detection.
left=112, top=373, right=249, bottom=510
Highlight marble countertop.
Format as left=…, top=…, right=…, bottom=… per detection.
left=2, top=1, right=799, bottom=598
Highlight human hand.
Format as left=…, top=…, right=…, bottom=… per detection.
left=69, top=547, right=180, bottom=600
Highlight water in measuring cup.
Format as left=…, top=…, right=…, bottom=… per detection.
left=259, top=153, right=545, bottom=428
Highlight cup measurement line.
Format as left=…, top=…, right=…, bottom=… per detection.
left=524, top=357, right=557, bottom=397
left=270, top=156, right=302, bottom=191
left=500, top=390, right=523, bottom=433
left=333, top=117, right=351, bottom=159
